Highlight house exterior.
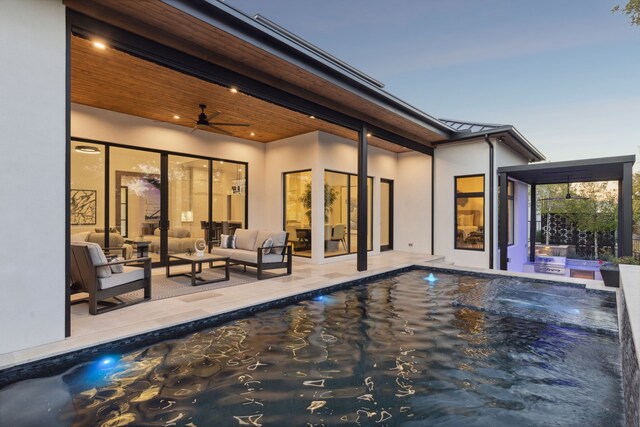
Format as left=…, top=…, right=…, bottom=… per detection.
left=0, top=0, right=544, bottom=357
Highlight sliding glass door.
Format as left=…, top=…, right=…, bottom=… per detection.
left=380, top=179, right=393, bottom=251
left=70, top=139, right=248, bottom=266
left=167, top=155, right=210, bottom=256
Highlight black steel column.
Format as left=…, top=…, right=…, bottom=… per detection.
left=357, top=125, right=368, bottom=271
left=498, top=172, right=509, bottom=270
left=529, top=184, right=537, bottom=262
left=160, top=154, right=169, bottom=265
left=619, top=162, right=633, bottom=257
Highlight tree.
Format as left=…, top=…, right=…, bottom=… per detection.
left=612, top=1, right=640, bottom=26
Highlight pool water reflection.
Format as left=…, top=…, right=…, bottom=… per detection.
left=0, top=270, right=623, bottom=426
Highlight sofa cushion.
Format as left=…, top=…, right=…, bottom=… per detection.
left=71, top=231, right=91, bottom=242
left=260, top=237, right=273, bottom=255
left=84, top=242, right=112, bottom=278
left=256, top=230, right=287, bottom=255
left=210, top=247, right=236, bottom=257
left=98, top=266, right=144, bottom=290
left=235, top=229, right=258, bottom=251
left=169, top=227, right=191, bottom=238
left=220, top=234, right=236, bottom=249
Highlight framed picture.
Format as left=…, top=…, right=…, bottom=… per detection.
left=70, top=189, right=97, bottom=225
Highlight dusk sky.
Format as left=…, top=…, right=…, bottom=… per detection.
left=225, top=0, right=639, bottom=170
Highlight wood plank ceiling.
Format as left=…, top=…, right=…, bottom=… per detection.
left=71, top=36, right=410, bottom=153
left=65, top=0, right=447, bottom=152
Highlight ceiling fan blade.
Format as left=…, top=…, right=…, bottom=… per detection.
left=209, top=122, right=250, bottom=127
left=208, top=125, right=232, bottom=135
left=189, top=125, right=198, bottom=134
left=207, top=111, right=221, bottom=120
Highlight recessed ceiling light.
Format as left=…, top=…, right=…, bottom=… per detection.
left=366, top=133, right=372, bottom=137
left=75, top=145, right=101, bottom=154
left=250, top=132, right=256, bottom=136
left=219, top=161, right=224, bottom=164
left=230, top=87, right=238, bottom=94
left=173, top=115, right=180, bottom=119
left=92, top=41, right=107, bottom=50
left=309, top=115, right=316, bottom=119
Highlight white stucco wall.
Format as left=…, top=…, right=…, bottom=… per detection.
left=0, top=0, right=66, bottom=354
left=396, top=151, right=433, bottom=254
left=433, top=137, right=533, bottom=269
left=433, top=139, right=491, bottom=268
left=70, top=104, right=268, bottom=230
left=266, top=135, right=432, bottom=258
left=495, top=142, right=532, bottom=271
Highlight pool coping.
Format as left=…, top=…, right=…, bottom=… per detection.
left=0, top=263, right=619, bottom=389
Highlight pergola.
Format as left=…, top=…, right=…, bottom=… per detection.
left=497, top=155, right=636, bottom=270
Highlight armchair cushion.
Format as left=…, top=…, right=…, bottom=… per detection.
left=109, top=257, right=125, bottom=273
left=98, top=266, right=145, bottom=290
left=84, top=242, right=112, bottom=278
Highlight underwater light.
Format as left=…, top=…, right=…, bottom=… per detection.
left=424, top=273, right=438, bottom=283
left=98, top=356, right=118, bottom=368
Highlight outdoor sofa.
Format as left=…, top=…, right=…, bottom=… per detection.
left=210, top=229, right=292, bottom=280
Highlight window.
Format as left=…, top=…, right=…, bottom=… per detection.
left=507, top=180, right=514, bottom=245
left=323, top=171, right=373, bottom=257
left=455, top=175, right=485, bottom=250
left=283, top=170, right=312, bottom=257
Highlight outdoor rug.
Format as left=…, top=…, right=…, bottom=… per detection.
left=116, top=266, right=271, bottom=302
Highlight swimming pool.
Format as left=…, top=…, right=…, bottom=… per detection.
left=0, top=269, right=623, bottom=426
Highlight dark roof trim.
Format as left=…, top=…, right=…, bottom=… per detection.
left=498, top=155, right=635, bottom=185
left=435, top=126, right=545, bottom=162
left=159, top=0, right=453, bottom=137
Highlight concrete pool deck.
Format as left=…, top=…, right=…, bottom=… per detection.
left=0, top=251, right=629, bottom=373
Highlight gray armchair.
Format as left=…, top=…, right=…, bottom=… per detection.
left=70, top=242, right=151, bottom=314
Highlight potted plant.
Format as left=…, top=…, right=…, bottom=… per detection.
left=299, top=182, right=338, bottom=225
left=599, top=255, right=640, bottom=287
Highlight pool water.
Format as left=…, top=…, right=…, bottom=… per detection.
left=0, top=270, right=623, bottom=426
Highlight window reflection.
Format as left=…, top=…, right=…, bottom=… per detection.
left=284, top=170, right=312, bottom=257
left=455, top=175, right=485, bottom=250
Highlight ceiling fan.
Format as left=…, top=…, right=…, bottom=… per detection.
left=167, top=104, right=250, bottom=134
left=540, top=179, right=590, bottom=201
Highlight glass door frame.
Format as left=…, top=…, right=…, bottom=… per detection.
left=70, top=136, right=249, bottom=267
left=380, top=178, right=394, bottom=252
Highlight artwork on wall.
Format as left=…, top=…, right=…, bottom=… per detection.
left=70, top=189, right=97, bottom=225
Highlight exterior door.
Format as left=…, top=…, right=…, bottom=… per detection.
left=380, top=179, right=393, bottom=251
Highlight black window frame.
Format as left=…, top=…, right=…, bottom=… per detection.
left=507, top=180, right=515, bottom=246
left=323, top=169, right=374, bottom=258
left=454, top=174, right=485, bottom=251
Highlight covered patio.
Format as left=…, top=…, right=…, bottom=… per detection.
left=497, top=155, right=636, bottom=271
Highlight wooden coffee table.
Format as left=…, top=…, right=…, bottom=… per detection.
left=166, top=253, right=230, bottom=286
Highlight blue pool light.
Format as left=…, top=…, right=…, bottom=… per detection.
left=424, top=273, right=438, bottom=283
left=99, top=356, right=117, bottom=368
left=313, top=295, right=336, bottom=304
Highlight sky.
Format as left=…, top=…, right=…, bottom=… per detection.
left=224, top=0, right=640, bottom=170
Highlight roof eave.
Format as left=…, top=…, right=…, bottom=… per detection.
left=437, top=126, right=546, bottom=163
left=161, top=0, right=453, bottom=138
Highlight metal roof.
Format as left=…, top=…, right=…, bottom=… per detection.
left=439, top=118, right=505, bottom=133
left=437, top=118, right=546, bottom=162
left=497, top=155, right=636, bottom=184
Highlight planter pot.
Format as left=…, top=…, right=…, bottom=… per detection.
left=600, top=266, right=620, bottom=288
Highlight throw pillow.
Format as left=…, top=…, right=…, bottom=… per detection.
left=109, top=257, right=125, bottom=274
left=261, top=238, right=273, bottom=255
left=220, top=234, right=237, bottom=249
